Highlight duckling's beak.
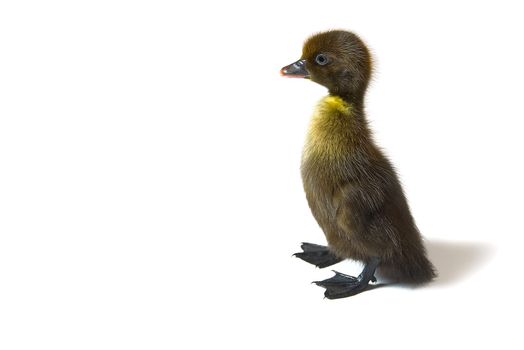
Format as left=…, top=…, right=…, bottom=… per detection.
left=280, top=59, right=309, bottom=78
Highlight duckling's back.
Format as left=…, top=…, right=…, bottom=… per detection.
left=301, top=96, right=436, bottom=283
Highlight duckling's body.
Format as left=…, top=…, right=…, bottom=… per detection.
left=282, top=30, right=435, bottom=298
left=302, top=95, right=434, bottom=282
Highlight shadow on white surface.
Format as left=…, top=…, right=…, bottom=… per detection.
left=426, top=239, right=495, bottom=286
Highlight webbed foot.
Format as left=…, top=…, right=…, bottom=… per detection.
left=313, top=257, right=381, bottom=299
left=293, top=242, right=343, bottom=268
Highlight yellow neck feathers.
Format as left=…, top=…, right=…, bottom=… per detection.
left=303, top=95, right=354, bottom=160
left=319, top=95, right=352, bottom=115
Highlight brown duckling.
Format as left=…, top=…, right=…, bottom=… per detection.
left=281, top=30, right=436, bottom=299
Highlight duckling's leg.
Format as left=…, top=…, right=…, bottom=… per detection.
left=314, top=257, right=381, bottom=299
left=293, top=242, right=344, bottom=268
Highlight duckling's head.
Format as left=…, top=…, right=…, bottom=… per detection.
left=281, top=30, right=372, bottom=102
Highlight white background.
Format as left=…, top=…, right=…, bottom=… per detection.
left=1, top=1, right=523, bottom=349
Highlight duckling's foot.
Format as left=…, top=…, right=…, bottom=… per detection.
left=293, top=242, right=343, bottom=268
left=314, top=257, right=381, bottom=299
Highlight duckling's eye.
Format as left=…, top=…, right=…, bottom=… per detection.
left=315, top=53, right=328, bottom=66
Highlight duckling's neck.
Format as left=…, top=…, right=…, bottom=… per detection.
left=333, top=91, right=365, bottom=108
left=303, top=94, right=370, bottom=161
left=312, top=94, right=368, bottom=133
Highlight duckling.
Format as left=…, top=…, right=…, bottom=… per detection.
left=281, top=30, right=436, bottom=299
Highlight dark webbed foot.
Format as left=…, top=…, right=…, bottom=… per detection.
left=314, top=257, right=381, bottom=299
left=314, top=271, right=372, bottom=299
left=293, top=242, right=343, bottom=268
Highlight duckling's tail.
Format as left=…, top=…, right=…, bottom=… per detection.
left=379, top=246, right=437, bottom=284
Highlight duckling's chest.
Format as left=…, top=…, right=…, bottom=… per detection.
left=300, top=96, right=357, bottom=227
left=301, top=96, right=355, bottom=169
